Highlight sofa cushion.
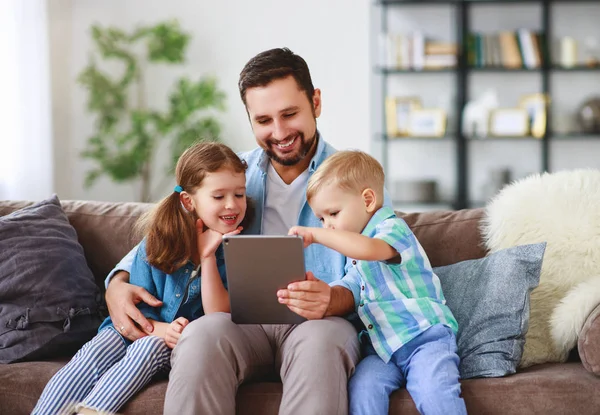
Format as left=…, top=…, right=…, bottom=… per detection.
left=579, top=303, right=600, bottom=375
left=0, top=195, right=103, bottom=363
left=434, top=243, right=545, bottom=379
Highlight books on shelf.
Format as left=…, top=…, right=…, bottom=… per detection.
left=379, top=32, right=457, bottom=70
left=466, top=30, right=547, bottom=69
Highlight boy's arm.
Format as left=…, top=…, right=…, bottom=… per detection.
left=291, top=227, right=398, bottom=262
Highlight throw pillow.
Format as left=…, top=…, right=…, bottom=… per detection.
left=0, top=194, right=103, bottom=363
left=434, top=242, right=546, bottom=379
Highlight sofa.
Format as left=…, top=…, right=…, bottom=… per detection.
left=1, top=199, right=599, bottom=415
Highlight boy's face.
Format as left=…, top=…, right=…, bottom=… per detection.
left=244, top=76, right=321, bottom=167
left=185, top=168, right=247, bottom=234
left=309, top=183, right=372, bottom=234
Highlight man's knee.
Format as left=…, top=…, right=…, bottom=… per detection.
left=178, top=312, right=236, bottom=345
left=300, top=317, right=358, bottom=349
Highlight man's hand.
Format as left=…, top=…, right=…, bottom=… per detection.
left=277, top=271, right=330, bottom=319
left=288, top=225, right=316, bottom=248
left=165, top=317, right=189, bottom=349
left=197, top=218, right=242, bottom=260
left=105, top=272, right=163, bottom=341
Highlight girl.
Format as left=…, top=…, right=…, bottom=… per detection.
left=33, top=142, right=250, bottom=415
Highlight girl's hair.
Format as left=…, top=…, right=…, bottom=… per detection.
left=139, top=141, right=250, bottom=274
left=307, top=150, right=385, bottom=203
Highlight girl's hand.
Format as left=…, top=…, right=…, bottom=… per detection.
left=196, top=219, right=242, bottom=260
left=288, top=226, right=315, bottom=248
left=165, top=317, right=189, bottom=349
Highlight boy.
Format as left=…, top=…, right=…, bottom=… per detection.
left=289, top=150, right=466, bottom=415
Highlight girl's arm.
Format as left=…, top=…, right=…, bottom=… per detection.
left=200, top=254, right=230, bottom=314
left=145, top=319, right=169, bottom=338
left=290, top=226, right=397, bottom=262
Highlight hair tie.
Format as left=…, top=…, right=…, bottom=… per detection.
left=174, top=185, right=183, bottom=193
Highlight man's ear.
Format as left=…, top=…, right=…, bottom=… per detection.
left=179, top=192, right=194, bottom=212
left=361, top=188, right=378, bottom=213
left=312, top=88, right=322, bottom=118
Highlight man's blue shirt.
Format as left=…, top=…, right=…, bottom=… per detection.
left=105, top=134, right=392, bottom=307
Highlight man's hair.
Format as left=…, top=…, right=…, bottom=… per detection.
left=307, top=150, right=385, bottom=203
left=238, top=47, right=315, bottom=107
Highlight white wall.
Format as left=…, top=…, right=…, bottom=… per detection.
left=49, top=0, right=371, bottom=202
left=371, top=2, right=600, bottom=207
left=48, top=1, right=600, bottom=205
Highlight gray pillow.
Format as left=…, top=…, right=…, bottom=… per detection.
left=0, top=195, right=102, bottom=363
left=434, top=243, right=545, bottom=379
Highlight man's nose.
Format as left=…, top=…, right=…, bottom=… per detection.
left=272, top=119, right=287, bottom=141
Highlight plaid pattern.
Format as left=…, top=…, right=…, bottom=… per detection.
left=339, top=207, right=458, bottom=363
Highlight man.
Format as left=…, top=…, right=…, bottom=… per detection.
left=104, top=47, right=385, bottom=414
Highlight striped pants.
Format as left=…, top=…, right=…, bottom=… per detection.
left=33, top=327, right=171, bottom=415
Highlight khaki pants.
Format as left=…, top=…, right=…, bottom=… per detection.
left=164, top=312, right=360, bottom=415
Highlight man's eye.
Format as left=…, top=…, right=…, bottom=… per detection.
left=257, top=119, right=270, bottom=125
left=283, top=112, right=296, bottom=118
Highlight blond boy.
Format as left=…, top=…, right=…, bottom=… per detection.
left=289, top=150, right=466, bottom=415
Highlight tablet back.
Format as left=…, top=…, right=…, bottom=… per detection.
left=223, top=235, right=307, bottom=324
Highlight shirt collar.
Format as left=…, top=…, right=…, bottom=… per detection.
left=361, top=206, right=397, bottom=237
left=257, top=130, right=325, bottom=174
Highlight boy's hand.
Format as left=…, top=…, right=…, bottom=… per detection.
left=165, top=317, right=189, bottom=349
left=288, top=226, right=315, bottom=248
left=277, top=271, right=330, bottom=319
left=197, top=218, right=242, bottom=259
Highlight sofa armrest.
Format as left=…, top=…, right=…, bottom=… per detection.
left=579, top=303, right=600, bottom=376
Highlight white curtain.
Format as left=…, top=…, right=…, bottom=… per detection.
left=0, top=0, right=53, bottom=201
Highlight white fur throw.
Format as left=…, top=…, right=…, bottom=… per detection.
left=481, top=169, right=600, bottom=368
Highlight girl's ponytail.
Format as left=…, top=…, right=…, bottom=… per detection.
left=141, top=190, right=196, bottom=274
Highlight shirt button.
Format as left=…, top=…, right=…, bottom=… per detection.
left=352, top=260, right=357, bottom=265
left=368, top=324, right=373, bottom=329
left=185, top=270, right=189, bottom=273
left=175, top=293, right=181, bottom=298
left=361, top=285, right=365, bottom=291
left=359, top=303, right=364, bottom=307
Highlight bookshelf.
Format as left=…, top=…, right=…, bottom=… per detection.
left=374, top=0, right=600, bottom=210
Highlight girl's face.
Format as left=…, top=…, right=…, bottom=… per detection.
left=186, top=168, right=247, bottom=234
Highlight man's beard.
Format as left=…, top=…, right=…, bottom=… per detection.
left=266, top=130, right=317, bottom=166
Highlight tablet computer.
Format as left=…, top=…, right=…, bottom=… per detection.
left=223, top=235, right=307, bottom=325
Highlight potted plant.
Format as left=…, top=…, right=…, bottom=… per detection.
left=79, top=20, right=225, bottom=202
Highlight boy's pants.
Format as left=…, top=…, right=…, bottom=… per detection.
left=33, top=327, right=171, bottom=415
left=349, top=323, right=467, bottom=415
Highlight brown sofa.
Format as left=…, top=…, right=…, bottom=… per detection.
left=1, top=199, right=599, bottom=414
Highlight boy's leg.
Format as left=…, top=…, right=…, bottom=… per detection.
left=404, top=324, right=466, bottom=415
left=32, top=328, right=126, bottom=415
left=348, top=346, right=404, bottom=415
left=164, top=313, right=274, bottom=415
left=275, top=317, right=361, bottom=415
left=80, top=335, right=171, bottom=413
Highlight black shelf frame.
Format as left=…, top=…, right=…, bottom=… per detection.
left=375, top=0, right=600, bottom=210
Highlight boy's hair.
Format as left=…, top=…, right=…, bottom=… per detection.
left=139, top=141, right=250, bottom=274
left=307, top=150, right=385, bottom=203
left=238, top=47, right=315, bottom=109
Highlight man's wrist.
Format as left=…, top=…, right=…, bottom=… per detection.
left=111, top=271, right=130, bottom=285
left=325, top=285, right=355, bottom=317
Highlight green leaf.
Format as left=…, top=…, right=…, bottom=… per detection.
left=78, top=19, right=226, bottom=201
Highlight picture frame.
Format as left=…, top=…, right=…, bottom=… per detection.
left=385, top=96, right=422, bottom=137
left=407, top=109, right=447, bottom=137
left=519, top=93, right=551, bottom=139
left=488, top=108, right=530, bottom=137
